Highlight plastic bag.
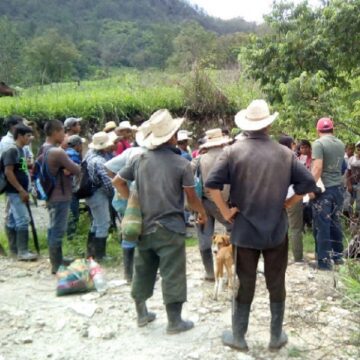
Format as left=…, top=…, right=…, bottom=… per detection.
left=121, top=190, right=142, bottom=242
left=56, top=259, right=94, bottom=296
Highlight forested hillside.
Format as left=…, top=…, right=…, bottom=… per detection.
left=0, top=0, right=256, bottom=85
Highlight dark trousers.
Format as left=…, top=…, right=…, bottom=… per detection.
left=131, top=225, right=187, bottom=305
left=235, top=237, right=288, bottom=304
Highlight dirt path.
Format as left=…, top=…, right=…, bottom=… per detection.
left=0, top=248, right=358, bottom=360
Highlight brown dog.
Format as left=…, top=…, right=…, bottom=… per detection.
left=212, top=234, right=233, bottom=300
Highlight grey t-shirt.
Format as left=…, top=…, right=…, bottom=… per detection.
left=312, top=135, right=345, bottom=188
left=119, top=145, right=195, bottom=235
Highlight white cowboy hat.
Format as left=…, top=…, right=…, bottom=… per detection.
left=103, top=121, right=117, bottom=133
left=118, top=120, right=137, bottom=131
left=108, top=131, right=121, bottom=144
left=89, top=132, right=114, bottom=150
left=135, top=120, right=156, bottom=149
left=200, top=128, right=232, bottom=149
left=142, top=109, right=184, bottom=149
left=235, top=99, right=278, bottom=131
left=177, top=130, right=192, bottom=142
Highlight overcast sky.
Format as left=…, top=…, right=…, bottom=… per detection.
left=190, top=0, right=323, bottom=23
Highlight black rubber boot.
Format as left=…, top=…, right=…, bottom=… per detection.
left=5, top=226, right=17, bottom=257
left=269, top=302, right=288, bottom=350
left=86, top=232, right=96, bottom=258
left=166, top=302, right=194, bottom=335
left=94, top=237, right=107, bottom=261
left=222, top=302, right=251, bottom=351
left=16, top=229, right=37, bottom=261
left=49, top=246, right=63, bottom=274
left=135, top=301, right=156, bottom=327
left=123, top=248, right=134, bottom=284
left=200, top=248, right=215, bottom=281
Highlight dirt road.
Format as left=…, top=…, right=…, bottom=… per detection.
left=0, top=248, right=358, bottom=360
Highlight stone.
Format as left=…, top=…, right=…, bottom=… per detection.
left=69, top=302, right=97, bottom=318
left=22, top=337, right=33, bottom=344
left=187, top=351, right=200, bottom=359
left=87, top=325, right=102, bottom=339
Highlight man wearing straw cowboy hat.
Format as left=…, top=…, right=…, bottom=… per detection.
left=206, top=100, right=318, bottom=351
left=85, top=132, right=115, bottom=261
left=194, top=128, right=232, bottom=281
left=113, top=109, right=207, bottom=334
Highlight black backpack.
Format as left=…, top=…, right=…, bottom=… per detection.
left=74, top=159, right=98, bottom=199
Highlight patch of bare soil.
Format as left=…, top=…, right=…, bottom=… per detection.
left=0, top=249, right=358, bottom=360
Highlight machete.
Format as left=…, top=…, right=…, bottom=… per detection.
left=26, top=202, right=40, bottom=254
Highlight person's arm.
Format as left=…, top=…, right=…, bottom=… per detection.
left=183, top=187, right=207, bottom=224
left=97, top=162, right=114, bottom=196
left=205, top=149, right=239, bottom=223
left=4, top=165, right=29, bottom=203
left=291, top=155, right=318, bottom=203
left=57, top=149, right=80, bottom=175
left=112, top=175, right=130, bottom=199
left=311, top=159, right=323, bottom=182
left=207, top=188, right=239, bottom=223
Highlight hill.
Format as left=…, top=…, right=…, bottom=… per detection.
left=0, top=0, right=257, bottom=84
left=0, top=0, right=256, bottom=36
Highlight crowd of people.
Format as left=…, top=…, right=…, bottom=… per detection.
left=0, top=98, right=359, bottom=350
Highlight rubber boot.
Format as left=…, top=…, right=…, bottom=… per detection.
left=166, top=302, right=194, bottom=335
left=49, top=246, right=63, bottom=274
left=87, top=232, right=96, bottom=258
left=94, top=237, right=107, bottom=261
left=222, top=302, right=250, bottom=351
left=5, top=226, right=17, bottom=257
left=123, top=247, right=134, bottom=283
left=16, top=229, right=37, bottom=261
left=135, top=301, right=156, bottom=327
left=269, top=302, right=288, bottom=350
left=200, top=248, right=215, bottom=281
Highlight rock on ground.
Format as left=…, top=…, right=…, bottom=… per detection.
left=0, top=248, right=359, bottom=360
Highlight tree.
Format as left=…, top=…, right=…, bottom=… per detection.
left=167, top=21, right=217, bottom=71
left=25, top=29, right=81, bottom=83
left=0, top=17, right=24, bottom=84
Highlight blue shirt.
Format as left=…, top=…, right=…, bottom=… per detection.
left=65, top=148, right=81, bottom=165
left=180, top=149, right=192, bottom=161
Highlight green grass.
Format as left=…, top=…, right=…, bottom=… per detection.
left=0, top=69, right=261, bottom=125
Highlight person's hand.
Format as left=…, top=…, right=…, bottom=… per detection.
left=197, top=212, right=208, bottom=225
left=222, top=207, right=239, bottom=224
left=19, top=189, right=29, bottom=203
left=347, top=185, right=353, bottom=194
left=63, top=169, right=71, bottom=176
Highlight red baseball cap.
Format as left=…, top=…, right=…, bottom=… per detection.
left=316, top=117, right=334, bottom=131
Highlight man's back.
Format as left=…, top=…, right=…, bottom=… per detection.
left=131, top=145, right=194, bottom=235
left=206, top=132, right=315, bottom=249
left=312, top=135, right=345, bottom=188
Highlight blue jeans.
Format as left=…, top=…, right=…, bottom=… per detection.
left=7, top=193, right=29, bottom=231
left=312, top=186, right=344, bottom=267
left=86, top=189, right=110, bottom=238
left=47, top=201, right=71, bottom=248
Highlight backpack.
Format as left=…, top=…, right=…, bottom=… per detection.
left=33, top=146, right=63, bottom=201
left=74, top=159, right=98, bottom=199
left=194, top=158, right=203, bottom=199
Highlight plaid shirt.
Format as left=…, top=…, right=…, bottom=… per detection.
left=86, top=150, right=114, bottom=197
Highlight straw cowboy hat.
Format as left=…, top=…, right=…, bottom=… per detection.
left=118, top=121, right=137, bottom=131
left=200, top=128, right=232, bottom=149
left=89, top=132, right=114, bottom=150
left=103, top=121, right=117, bottom=133
left=142, top=109, right=184, bottom=149
left=235, top=99, right=278, bottom=131
left=135, top=120, right=156, bottom=149
left=177, top=130, right=192, bottom=142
